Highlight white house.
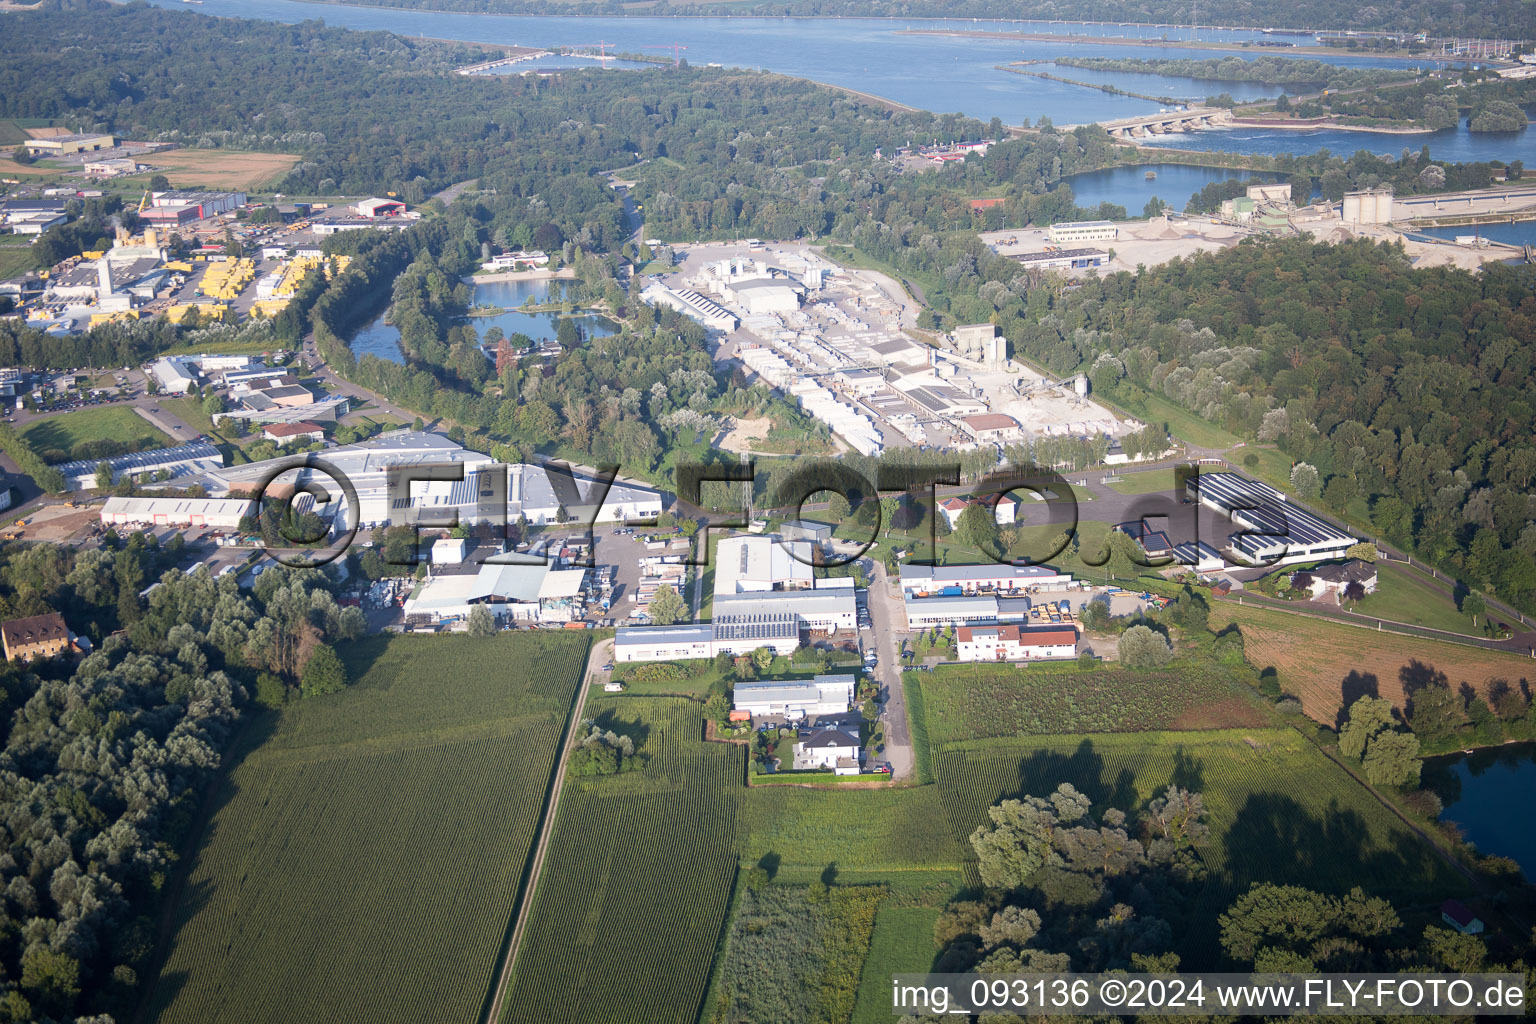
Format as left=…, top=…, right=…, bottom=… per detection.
left=733, top=675, right=854, bottom=719
left=956, top=624, right=1078, bottom=662
left=793, top=725, right=862, bottom=774
left=937, top=496, right=968, bottom=529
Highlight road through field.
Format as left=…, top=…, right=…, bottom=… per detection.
left=482, top=635, right=609, bottom=1024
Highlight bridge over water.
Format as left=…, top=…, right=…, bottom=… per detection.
left=1091, top=107, right=1234, bottom=139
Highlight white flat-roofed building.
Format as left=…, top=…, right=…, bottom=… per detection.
left=713, top=589, right=856, bottom=633
left=902, top=594, right=999, bottom=630
left=714, top=535, right=816, bottom=597
left=614, top=623, right=715, bottom=663
left=733, top=674, right=854, bottom=718
left=956, top=624, right=1078, bottom=662
left=1048, top=220, right=1118, bottom=244
left=899, top=563, right=1073, bottom=598
left=150, top=356, right=198, bottom=394
left=509, top=462, right=662, bottom=525
left=432, top=537, right=469, bottom=564
left=727, top=279, right=800, bottom=315
left=1189, top=472, right=1356, bottom=567
left=779, top=519, right=834, bottom=545
left=100, top=496, right=253, bottom=529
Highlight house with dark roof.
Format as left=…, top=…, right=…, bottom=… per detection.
left=1291, top=559, right=1378, bottom=600
left=793, top=723, right=862, bottom=774
left=1440, top=899, right=1484, bottom=935
left=2, top=612, right=72, bottom=662
left=1115, top=518, right=1174, bottom=559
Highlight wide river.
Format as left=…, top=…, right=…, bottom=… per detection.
left=145, top=0, right=1535, bottom=167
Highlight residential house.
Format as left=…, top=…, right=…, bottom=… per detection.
left=1292, top=559, right=1378, bottom=600
left=2, top=612, right=72, bottom=662
left=956, top=624, right=1078, bottom=662
left=793, top=724, right=862, bottom=774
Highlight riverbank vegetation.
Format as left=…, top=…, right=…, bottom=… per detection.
left=1055, top=55, right=1404, bottom=89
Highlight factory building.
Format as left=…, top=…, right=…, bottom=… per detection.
left=1008, top=248, right=1110, bottom=271
left=150, top=356, right=198, bottom=394
left=958, top=413, right=1022, bottom=443
left=1188, top=472, right=1356, bottom=566
left=1048, top=220, right=1118, bottom=244
left=23, top=133, right=115, bottom=156
left=899, top=563, right=1074, bottom=598
left=354, top=198, right=407, bottom=218
left=713, top=589, right=857, bottom=634
left=402, top=561, right=587, bottom=626
left=613, top=611, right=803, bottom=663
left=640, top=284, right=739, bottom=331
left=57, top=440, right=224, bottom=491
left=727, top=279, right=801, bottom=315
left=713, top=535, right=817, bottom=597
left=99, top=496, right=254, bottom=530
left=150, top=191, right=247, bottom=218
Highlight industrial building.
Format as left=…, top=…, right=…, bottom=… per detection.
left=150, top=356, right=198, bottom=394
left=727, top=279, right=801, bottom=315
left=899, top=563, right=1074, bottom=598
left=613, top=610, right=803, bottom=663
left=202, top=431, right=661, bottom=531
left=99, top=496, right=254, bottom=529
left=778, top=519, right=834, bottom=545
left=639, top=284, right=738, bottom=331
left=955, top=624, right=1078, bottom=662
left=150, top=190, right=247, bottom=218
left=262, top=421, right=326, bottom=444
left=1188, top=472, right=1356, bottom=566
left=23, top=133, right=115, bottom=156
left=57, top=440, right=224, bottom=491
left=354, top=197, right=407, bottom=218
left=712, top=589, right=857, bottom=634
left=1171, top=540, right=1226, bottom=574
left=958, top=413, right=1023, bottom=443
left=1008, top=248, right=1110, bottom=271
left=402, top=561, right=587, bottom=626
left=713, top=535, right=816, bottom=597
left=1048, top=220, right=1118, bottom=244
left=732, top=675, right=855, bottom=719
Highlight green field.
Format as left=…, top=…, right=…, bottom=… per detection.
left=851, top=906, right=943, bottom=1024
left=1112, top=388, right=1239, bottom=449
left=739, top=783, right=965, bottom=875
left=0, top=237, right=35, bottom=282
left=21, top=405, right=171, bottom=458
left=502, top=697, right=742, bottom=1024
left=914, top=656, right=1271, bottom=745
left=1104, top=466, right=1178, bottom=495
left=148, top=632, right=591, bottom=1024
left=1351, top=563, right=1483, bottom=635
left=932, top=730, right=1469, bottom=957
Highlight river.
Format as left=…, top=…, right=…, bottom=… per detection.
left=1426, top=743, right=1536, bottom=876
left=348, top=277, right=616, bottom=363
left=143, top=0, right=1534, bottom=166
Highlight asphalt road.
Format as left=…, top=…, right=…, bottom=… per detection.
left=866, top=559, right=915, bottom=781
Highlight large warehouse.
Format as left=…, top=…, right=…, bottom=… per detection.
left=58, top=440, right=224, bottom=491
left=613, top=611, right=801, bottom=663
left=203, top=431, right=662, bottom=530
left=713, top=535, right=816, bottom=597
left=100, top=496, right=254, bottom=529
left=1188, top=472, right=1356, bottom=567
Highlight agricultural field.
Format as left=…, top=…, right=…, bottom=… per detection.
left=932, top=729, right=1470, bottom=959
left=20, top=405, right=170, bottom=459
left=1211, top=602, right=1535, bottom=724
left=147, top=632, right=591, bottom=1024
left=502, top=697, right=742, bottom=1024
left=914, top=656, right=1271, bottom=745
left=132, top=147, right=300, bottom=190
left=0, top=237, right=35, bottom=281
left=739, top=783, right=965, bottom=875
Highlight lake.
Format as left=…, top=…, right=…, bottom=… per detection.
left=143, top=0, right=1533, bottom=165
left=1427, top=743, right=1536, bottom=876
left=347, top=277, right=616, bottom=364
left=1063, top=162, right=1268, bottom=213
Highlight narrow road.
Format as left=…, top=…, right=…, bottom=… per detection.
left=482, top=635, right=609, bottom=1024
left=867, top=560, right=915, bottom=781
